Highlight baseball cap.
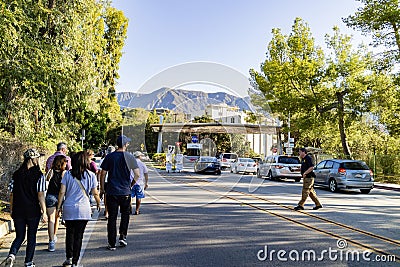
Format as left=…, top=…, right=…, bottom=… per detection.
left=117, top=135, right=131, bottom=147
left=23, top=148, right=45, bottom=159
left=133, top=151, right=144, bottom=158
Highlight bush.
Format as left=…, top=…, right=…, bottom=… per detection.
left=152, top=153, right=166, bottom=163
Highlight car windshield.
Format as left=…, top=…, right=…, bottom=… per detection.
left=342, top=161, right=369, bottom=170
left=223, top=154, right=237, bottom=159
left=239, top=158, right=255, bottom=162
left=278, top=156, right=300, bottom=164
left=200, top=157, right=216, bottom=162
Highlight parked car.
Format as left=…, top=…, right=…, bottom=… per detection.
left=218, top=153, right=238, bottom=170
left=313, top=159, right=374, bottom=193
left=230, top=158, right=257, bottom=174
left=257, top=155, right=302, bottom=182
left=194, top=156, right=221, bottom=175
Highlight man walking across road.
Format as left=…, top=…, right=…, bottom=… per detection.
left=294, top=148, right=323, bottom=211
left=46, top=142, right=71, bottom=172
left=100, top=135, right=139, bottom=250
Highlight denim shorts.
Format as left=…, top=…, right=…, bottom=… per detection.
left=45, top=194, right=58, bottom=208
left=131, top=184, right=145, bottom=199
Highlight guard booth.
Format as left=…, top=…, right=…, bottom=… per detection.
left=183, top=143, right=202, bottom=168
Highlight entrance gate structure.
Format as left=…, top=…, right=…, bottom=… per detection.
left=150, top=122, right=282, bottom=164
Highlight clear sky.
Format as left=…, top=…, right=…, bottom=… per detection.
left=111, top=0, right=367, bottom=95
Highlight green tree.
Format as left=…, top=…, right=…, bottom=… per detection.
left=250, top=18, right=378, bottom=157
left=250, top=18, right=326, bottom=149
left=0, top=0, right=126, bottom=150
left=343, top=0, right=400, bottom=63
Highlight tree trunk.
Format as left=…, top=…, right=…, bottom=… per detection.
left=336, top=91, right=352, bottom=158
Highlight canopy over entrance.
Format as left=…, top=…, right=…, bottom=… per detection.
left=150, top=122, right=280, bottom=134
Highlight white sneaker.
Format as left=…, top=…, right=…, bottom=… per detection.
left=119, top=238, right=127, bottom=247
left=24, top=262, right=35, bottom=267
left=62, top=258, right=72, bottom=267
left=5, top=254, right=15, bottom=267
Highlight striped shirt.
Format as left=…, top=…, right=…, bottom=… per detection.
left=9, top=165, right=46, bottom=219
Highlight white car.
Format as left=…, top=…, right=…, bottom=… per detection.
left=218, top=153, right=238, bottom=170
left=257, top=155, right=302, bottom=182
left=230, top=158, right=257, bottom=174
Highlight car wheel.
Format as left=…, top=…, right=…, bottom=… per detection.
left=253, top=172, right=257, bottom=175
left=257, top=169, right=262, bottom=178
left=360, top=189, right=371, bottom=194
left=294, top=178, right=301, bottom=182
left=329, top=178, right=338, bottom=192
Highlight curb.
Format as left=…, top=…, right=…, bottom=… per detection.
left=374, top=184, right=400, bottom=192
left=0, top=219, right=13, bottom=239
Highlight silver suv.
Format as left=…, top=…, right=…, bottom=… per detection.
left=313, top=159, right=374, bottom=193
left=257, top=155, right=302, bottom=182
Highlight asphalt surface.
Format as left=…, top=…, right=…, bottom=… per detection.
left=0, top=168, right=399, bottom=267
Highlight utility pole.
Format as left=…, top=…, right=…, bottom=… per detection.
left=81, top=129, right=85, bottom=150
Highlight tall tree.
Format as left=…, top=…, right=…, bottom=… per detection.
left=343, top=0, right=400, bottom=64
left=250, top=18, right=377, bottom=157
left=0, top=0, right=127, bottom=150
left=250, top=18, right=326, bottom=149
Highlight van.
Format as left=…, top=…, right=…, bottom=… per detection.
left=257, top=155, right=302, bottom=182
left=218, top=153, right=238, bottom=170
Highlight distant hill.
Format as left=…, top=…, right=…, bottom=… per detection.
left=116, top=87, right=255, bottom=117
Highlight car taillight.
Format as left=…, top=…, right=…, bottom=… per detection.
left=239, top=163, right=244, bottom=166
left=369, top=170, right=373, bottom=176
left=253, top=164, right=257, bottom=167
left=338, top=167, right=346, bottom=174
left=274, top=165, right=284, bottom=169
left=222, top=158, right=227, bottom=162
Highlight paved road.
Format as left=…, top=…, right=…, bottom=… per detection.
left=0, top=168, right=399, bottom=266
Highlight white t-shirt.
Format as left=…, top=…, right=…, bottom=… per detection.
left=131, top=158, right=148, bottom=187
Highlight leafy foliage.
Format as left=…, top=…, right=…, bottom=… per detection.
left=0, top=0, right=127, bottom=151
left=250, top=18, right=393, bottom=158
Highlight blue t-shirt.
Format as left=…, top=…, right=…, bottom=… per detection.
left=100, top=151, right=138, bottom=195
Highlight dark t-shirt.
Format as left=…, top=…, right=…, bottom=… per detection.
left=10, top=165, right=46, bottom=219
left=47, top=170, right=63, bottom=196
left=100, top=151, right=138, bottom=196
left=301, top=154, right=315, bottom=178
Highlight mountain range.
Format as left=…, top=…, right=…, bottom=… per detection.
left=116, top=87, right=256, bottom=117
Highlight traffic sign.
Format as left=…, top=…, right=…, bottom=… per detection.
left=187, top=143, right=203, bottom=149
left=168, top=145, right=175, bottom=154
left=191, top=135, right=198, bottom=143
left=284, top=143, right=294, bottom=148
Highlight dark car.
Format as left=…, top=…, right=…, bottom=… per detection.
left=313, top=159, right=374, bottom=193
left=194, top=156, right=221, bottom=175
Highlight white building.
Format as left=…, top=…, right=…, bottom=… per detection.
left=205, top=103, right=279, bottom=157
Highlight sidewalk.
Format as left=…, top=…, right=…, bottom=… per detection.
left=374, top=182, right=400, bottom=191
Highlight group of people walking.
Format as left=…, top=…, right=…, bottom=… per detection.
left=4, top=135, right=148, bottom=267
